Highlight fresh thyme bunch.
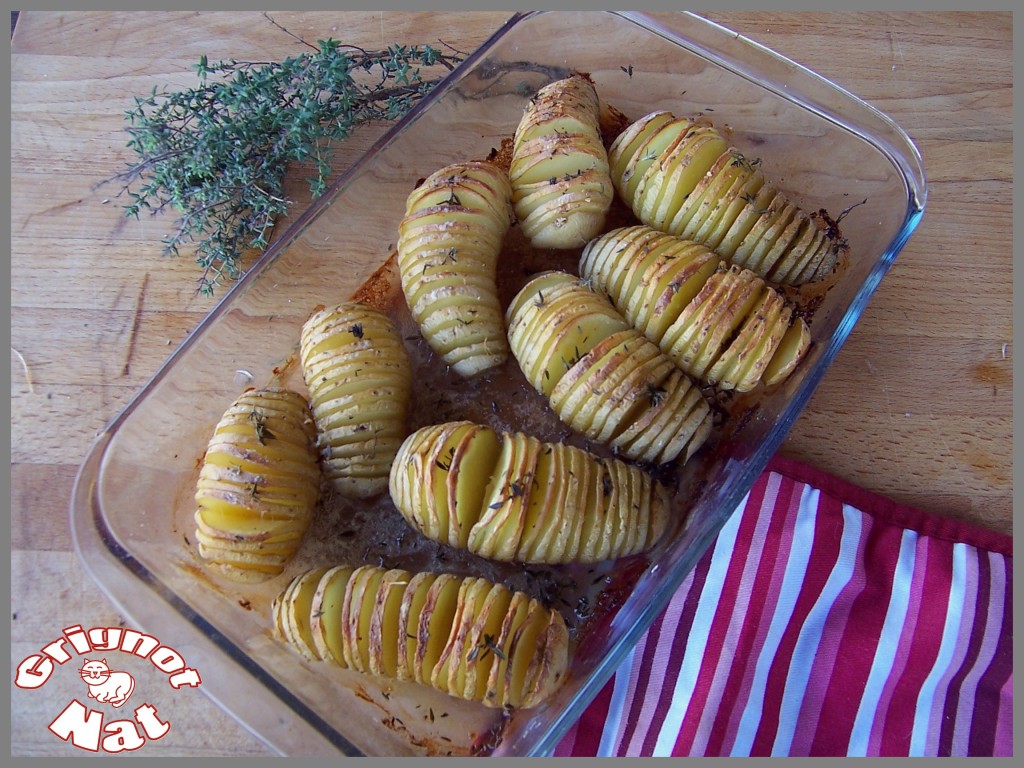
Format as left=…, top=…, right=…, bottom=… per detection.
left=111, top=38, right=462, bottom=295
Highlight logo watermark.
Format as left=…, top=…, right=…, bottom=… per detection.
left=14, top=623, right=203, bottom=753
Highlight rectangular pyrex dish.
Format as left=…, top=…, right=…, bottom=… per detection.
left=71, top=10, right=926, bottom=757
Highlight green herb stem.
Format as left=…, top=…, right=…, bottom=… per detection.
left=106, top=37, right=463, bottom=295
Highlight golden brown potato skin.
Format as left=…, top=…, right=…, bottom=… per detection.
left=193, top=387, right=321, bottom=582
left=272, top=564, right=570, bottom=710
left=389, top=420, right=672, bottom=564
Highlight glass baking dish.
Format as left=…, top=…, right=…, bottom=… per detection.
left=70, top=10, right=925, bottom=757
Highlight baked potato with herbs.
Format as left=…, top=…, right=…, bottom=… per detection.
left=300, top=301, right=412, bottom=498
left=389, top=420, right=671, bottom=564
left=509, top=76, right=614, bottom=249
left=194, top=387, right=321, bottom=582
left=273, top=564, right=569, bottom=709
left=397, top=161, right=513, bottom=378
left=608, top=110, right=845, bottom=285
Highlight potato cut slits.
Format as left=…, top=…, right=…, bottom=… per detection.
left=506, top=271, right=713, bottom=464
left=396, top=572, right=439, bottom=682
left=433, top=578, right=491, bottom=696
left=397, top=161, right=513, bottom=378
left=300, top=301, right=412, bottom=499
left=283, top=567, right=331, bottom=662
left=194, top=387, right=320, bottom=582
left=463, top=583, right=514, bottom=702
left=417, top=574, right=462, bottom=686
left=510, top=76, right=614, bottom=249
left=763, top=316, right=812, bottom=386
left=368, top=569, right=414, bottom=679
left=390, top=420, right=673, bottom=564
left=608, top=110, right=847, bottom=285
left=580, top=226, right=810, bottom=392
left=341, top=565, right=385, bottom=672
left=274, top=565, right=568, bottom=710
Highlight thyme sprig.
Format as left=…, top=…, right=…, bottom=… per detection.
left=106, top=36, right=462, bottom=295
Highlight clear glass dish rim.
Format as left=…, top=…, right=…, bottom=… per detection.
left=68, top=9, right=927, bottom=757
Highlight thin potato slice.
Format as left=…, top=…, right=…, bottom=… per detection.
left=431, top=577, right=491, bottom=696
left=311, top=566, right=357, bottom=667
left=461, top=583, right=514, bottom=702
left=482, top=592, right=531, bottom=709
left=396, top=572, right=439, bottom=682
left=281, top=566, right=331, bottom=662
left=416, top=574, right=462, bottom=687
left=346, top=566, right=388, bottom=673
left=469, top=431, right=539, bottom=561
left=763, top=317, right=812, bottom=386
left=368, top=568, right=414, bottom=679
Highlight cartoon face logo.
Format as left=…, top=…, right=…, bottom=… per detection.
left=79, top=659, right=136, bottom=708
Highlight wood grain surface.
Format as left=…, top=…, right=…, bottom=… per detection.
left=9, top=11, right=1012, bottom=757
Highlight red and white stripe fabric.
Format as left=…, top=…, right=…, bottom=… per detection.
left=556, top=455, right=1013, bottom=757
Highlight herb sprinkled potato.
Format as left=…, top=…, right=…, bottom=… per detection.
left=194, top=387, right=321, bottom=582
left=608, top=110, right=846, bottom=284
left=272, top=564, right=569, bottom=710
left=300, top=301, right=412, bottom=498
left=390, top=420, right=671, bottom=564
left=506, top=271, right=713, bottom=466
left=509, top=75, right=614, bottom=249
left=397, top=161, right=514, bottom=378
left=580, top=225, right=810, bottom=391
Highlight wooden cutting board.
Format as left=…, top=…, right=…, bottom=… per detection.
left=9, top=11, right=1012, bottom=757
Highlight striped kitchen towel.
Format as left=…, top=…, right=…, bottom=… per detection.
left=556, top=454, right=1013, bottom=757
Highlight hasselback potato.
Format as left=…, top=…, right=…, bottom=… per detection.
left=397, top=161, right=513, bottom=377
left=194, top=387, right=321, bottom=582
left=389, top=420, right=671, bottom=564
left=506, top=271, right=713, bottom=466
left=509, top=76, right=614, bottom=249
left=580, top=225, right=810, bottom=391
left=300, top=302, right=412, bottom=498
left=272, top=564, right=569, bottom=709
left=608, top=110, right=844, bottom=285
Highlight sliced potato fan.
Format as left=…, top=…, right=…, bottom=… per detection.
left=194, top=387, right=321, bottom=582
left=580, top=225, right=810, bottom=392
left=397, top=161, right=513, bottom=378
left=300, top=301, right=412, bottom=499
left=389, top=420, right=671, bottom=564
left=506, top=271, right=713, bottom=466
left=273, top=564, right=569, bottom=710
left=608, top=110, right=846, bottom=285
left=510, top=75, right=614, bottom=249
